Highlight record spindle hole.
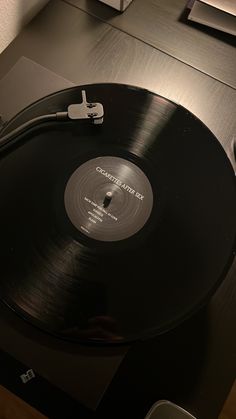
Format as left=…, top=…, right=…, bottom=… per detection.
left=103, top=191, right=113, bottom=208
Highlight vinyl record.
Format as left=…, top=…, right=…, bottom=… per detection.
left=0, top=83, right=235, bottom=344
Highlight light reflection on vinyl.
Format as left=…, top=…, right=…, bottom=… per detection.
left=0, top=83, right=235, bottom=345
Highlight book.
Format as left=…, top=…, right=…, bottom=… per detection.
left=188, top=0, right=236, bottom=36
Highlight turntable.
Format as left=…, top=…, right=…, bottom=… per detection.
left=0, top=58, right=235, bottom=419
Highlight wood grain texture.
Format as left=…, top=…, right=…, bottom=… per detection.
left=0, top=1, right=235, bottom=154
left=66, top=0, right=236, bottom=88
left=0, top=386, right=47, bottom=419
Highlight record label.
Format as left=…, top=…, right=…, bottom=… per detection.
left=64, top=156, right=153, bottom=241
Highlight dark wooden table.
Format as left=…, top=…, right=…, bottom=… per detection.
left=66, top=0, right=236, bottom=88
left=0, top=1, right=235, bottom=418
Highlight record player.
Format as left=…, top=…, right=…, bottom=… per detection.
left=0, top=57, right=235, bottom=419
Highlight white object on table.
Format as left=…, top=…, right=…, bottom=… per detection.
left=97, top=0, right=133, bottom=12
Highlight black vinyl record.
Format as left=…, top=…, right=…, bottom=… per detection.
left=0, top=83, right=235, bottom=344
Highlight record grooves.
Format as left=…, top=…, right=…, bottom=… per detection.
left=0, top=83, right=235, bottom=345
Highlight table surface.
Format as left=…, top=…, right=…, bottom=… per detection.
left=0, top=385, right=47, bottom=419
left=65, top=0, right=236, bottom=88
left=0, top=1, right=235, bottom=418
